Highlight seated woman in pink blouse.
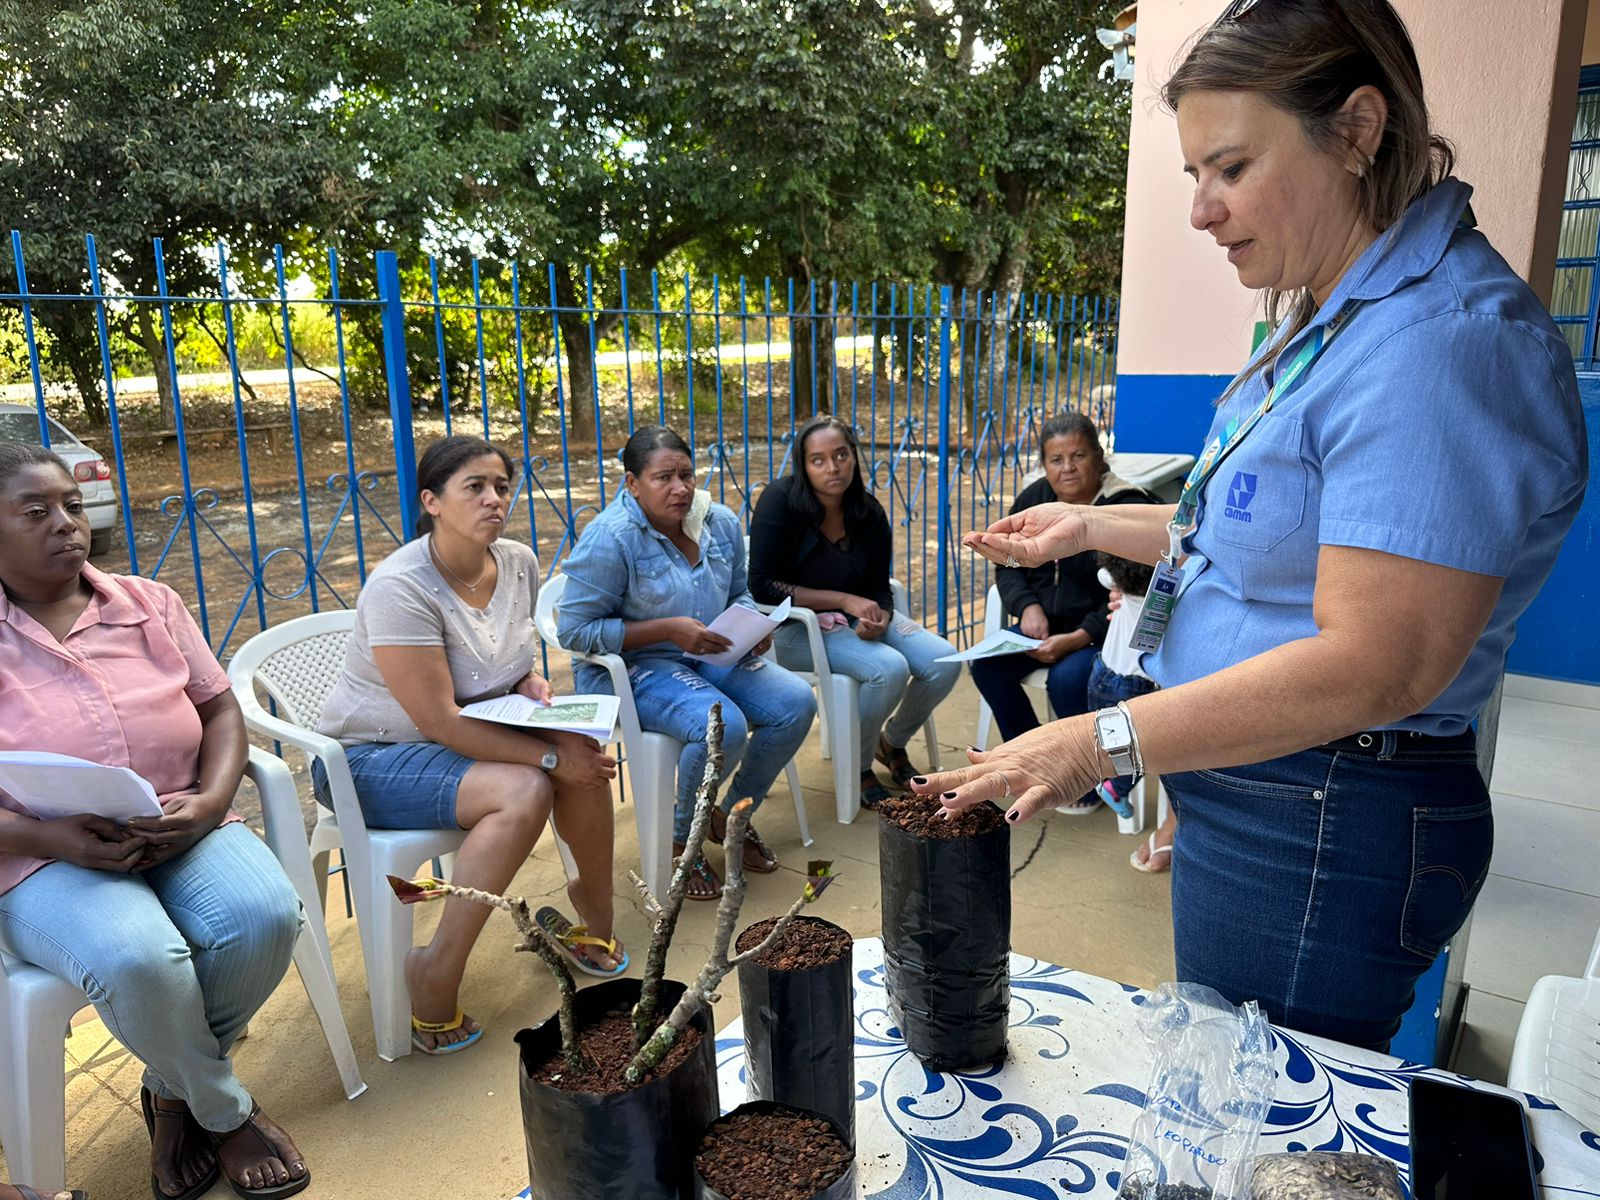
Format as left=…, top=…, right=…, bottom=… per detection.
left=0, top=444, right=309, bottom=1200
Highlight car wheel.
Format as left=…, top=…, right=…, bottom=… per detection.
left=89, top=528, right=112, bottom=557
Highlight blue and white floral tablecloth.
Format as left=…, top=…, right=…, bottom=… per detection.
left=710, top=938, right=1600, bottom=1199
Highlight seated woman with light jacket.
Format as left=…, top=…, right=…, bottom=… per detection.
left=557, top=426, right=817, bottom=900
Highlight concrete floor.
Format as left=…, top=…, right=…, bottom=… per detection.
left=4, top=672, right=1595, bottom=1198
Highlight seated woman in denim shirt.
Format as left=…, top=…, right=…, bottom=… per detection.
left=558, top=426, right=817, bottom=899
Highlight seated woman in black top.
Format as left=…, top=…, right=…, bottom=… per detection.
left=972, top=411, right=1156, bottom=813
left=749, top=416, right=960, bottom=808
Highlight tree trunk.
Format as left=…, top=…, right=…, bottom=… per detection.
left=134, top=304, right=176, bottom=429
left=554, top=269, right=598, bottom=443
left=788, top=317, right=837, bottom=417
left=68, top=355, right=106, bottom=426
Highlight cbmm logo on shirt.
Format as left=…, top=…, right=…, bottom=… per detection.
left=1224, top=471, right=1256, bottom=523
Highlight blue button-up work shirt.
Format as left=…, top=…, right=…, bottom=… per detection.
left=1148, top=178, right=1589, bottom=735
left=556, top=490, right=756, bottom=661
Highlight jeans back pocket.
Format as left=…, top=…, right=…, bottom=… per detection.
left=1401, top=799, right=1493, bottom=960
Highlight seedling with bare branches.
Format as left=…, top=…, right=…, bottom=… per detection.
left=386, top=701, right=835, bottom=1083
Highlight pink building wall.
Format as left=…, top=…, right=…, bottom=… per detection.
left=1111, top=0, right=1597, bottom=684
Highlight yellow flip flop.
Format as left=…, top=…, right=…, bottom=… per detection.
left=410, top=1007, right=483, bottom=1055
left=534, top=906, right=630, bottom=978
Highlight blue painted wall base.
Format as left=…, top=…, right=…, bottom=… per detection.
left=1113, top=373, right=1231, bottom=456
left=1506, top=373, right=1599, bottom=684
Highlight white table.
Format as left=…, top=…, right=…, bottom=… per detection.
left=712, top=938, right=1600, bottom=1199
left=1105, top=451, right=1195, bottom=502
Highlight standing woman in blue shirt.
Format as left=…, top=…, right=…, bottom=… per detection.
left=914, top=0, right=1587, bottom=1050
left=558, top=427, right=817, bottom=899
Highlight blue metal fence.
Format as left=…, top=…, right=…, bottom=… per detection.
left=1, top=232, right=1118, bottom=666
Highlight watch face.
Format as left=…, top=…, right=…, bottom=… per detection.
left=541, top=750, right=559, bottom=771
left=1097, top=712, right=1132, bottom=753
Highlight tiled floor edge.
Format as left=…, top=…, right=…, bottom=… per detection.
left=1504, top=673, right=1600, bottom=711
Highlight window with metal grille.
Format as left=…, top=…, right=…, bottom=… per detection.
left=1552, top=65, right=1600, bottom=370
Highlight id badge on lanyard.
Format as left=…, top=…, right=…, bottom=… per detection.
left=1130, top=306, right=1354, bottom=655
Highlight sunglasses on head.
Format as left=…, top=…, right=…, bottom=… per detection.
left=1216, top=0, right=1265, bottom=20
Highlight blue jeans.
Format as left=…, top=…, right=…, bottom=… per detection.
left=1086, top=655, right=1159, bottom=794
left=772, top=613, right=959, bottom=766
left=577, top=654, right=817, bottom=842
left=0, top=823, right=303, bottom=1131
left=1163, top=731, right=1492, bottom=1052
left=970, top=626, right=1097, bottom=742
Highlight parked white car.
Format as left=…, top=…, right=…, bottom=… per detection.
left=0, top=403, right=122, bottom=557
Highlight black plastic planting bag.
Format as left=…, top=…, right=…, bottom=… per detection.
left=516, top=977, right=718, bottom=1200
left=694, top=1100, right=858, bottom=1200
left=879, top=802, right=1011, bottom=1071
left=736, top=917, right=856, bottom=1139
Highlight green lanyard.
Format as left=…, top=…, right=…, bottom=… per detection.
left=1166, top=304, right=1358, bottom=562
left=1130, top=305, right=1357, bottom=655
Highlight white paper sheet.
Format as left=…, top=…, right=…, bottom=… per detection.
left=459, top=693, right=621, bottom=740
left=685, top=597, right=791, bottom=668
left=934, top=629, right=1044, bottom=663
left=0, top=751, right=163, bottom=821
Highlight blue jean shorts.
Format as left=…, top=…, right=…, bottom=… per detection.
left=312, top=741, right=473, bottom=830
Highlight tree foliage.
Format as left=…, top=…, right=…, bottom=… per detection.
left=1, top=0, right=1131, bottom=424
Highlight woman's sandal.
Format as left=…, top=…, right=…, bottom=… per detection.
left=534, top=906, right=630, bottom=978
left=674, top=848, right=723, bottom=899
left=10, top=1187, right=90, bottom=1200
left=140, top=1087, right=219, bottom=1200
left=707, top=813, right=779, bottom=873
left=410, top=1007, right=484, bottom=1055
left=859, top=771, right=892, bottom=810
left=1130, top=831, right=1174, bottom=874
left=210, top=1104, right=311, bottom=1199
left=874, top=734, right=918, bottom=786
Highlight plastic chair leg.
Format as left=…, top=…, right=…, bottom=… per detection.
left=922, top=715, right=941, bottom=771
left=785, top=762, right=813, bottom=847
left=551, top=830, right=579, bottom=880
left=633, top=737, right=679, bottom=903
left=828, top=676, right=862, bottom=825
left=975, top=701, right=995, bottom=752
left=0, top=965, right=81, bottom=1192
left=356, top=872, right=417, bottom=1063
left=290, top=924, right=367, bottom=1099
left=1118, top=776, right=1149, bottom=836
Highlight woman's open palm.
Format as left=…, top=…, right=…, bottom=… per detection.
left=964, top=502, right=1092, bottom=568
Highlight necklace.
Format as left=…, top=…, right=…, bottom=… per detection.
left=430, top=536, right=490, bottom=593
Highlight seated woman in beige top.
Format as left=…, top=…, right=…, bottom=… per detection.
left=317, top=437, right=621, bottom=1055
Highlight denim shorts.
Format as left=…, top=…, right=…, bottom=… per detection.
left=312, top=741, right=473, bottom=830
left=1163, top=730, right=1491, bottom=1052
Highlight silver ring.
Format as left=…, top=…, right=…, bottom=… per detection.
left=993, top=770, right=1013, bottom=798
left=1003, top=554, right=1020, bottom=569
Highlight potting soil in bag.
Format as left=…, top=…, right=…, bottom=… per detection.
left=694, top=1100, right=857, bottom=1200
left=516, top=977, right=718, bottom=1200
left=878, top=794, right=1010, bottom=1072
left=1117, top=982, right=1274, bottom=1200
left=735, top=916, right=856, bottom=1139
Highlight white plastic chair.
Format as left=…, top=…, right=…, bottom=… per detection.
left=1506, top=924, right=1600, bottom=1132
left=535, top=571, right=811, bottom=902
left=0, top=748, right=365, bottom=1193
left=973, top=582, right=1165, bottom=835
left=228, top=610, right=470, bottom=1062
left=747, top=544, right=940, bottom=823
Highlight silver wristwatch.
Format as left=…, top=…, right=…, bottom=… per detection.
left=539, top=746, right=559, bottom=772
left=1093, top=703, right=1142, bottom=779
